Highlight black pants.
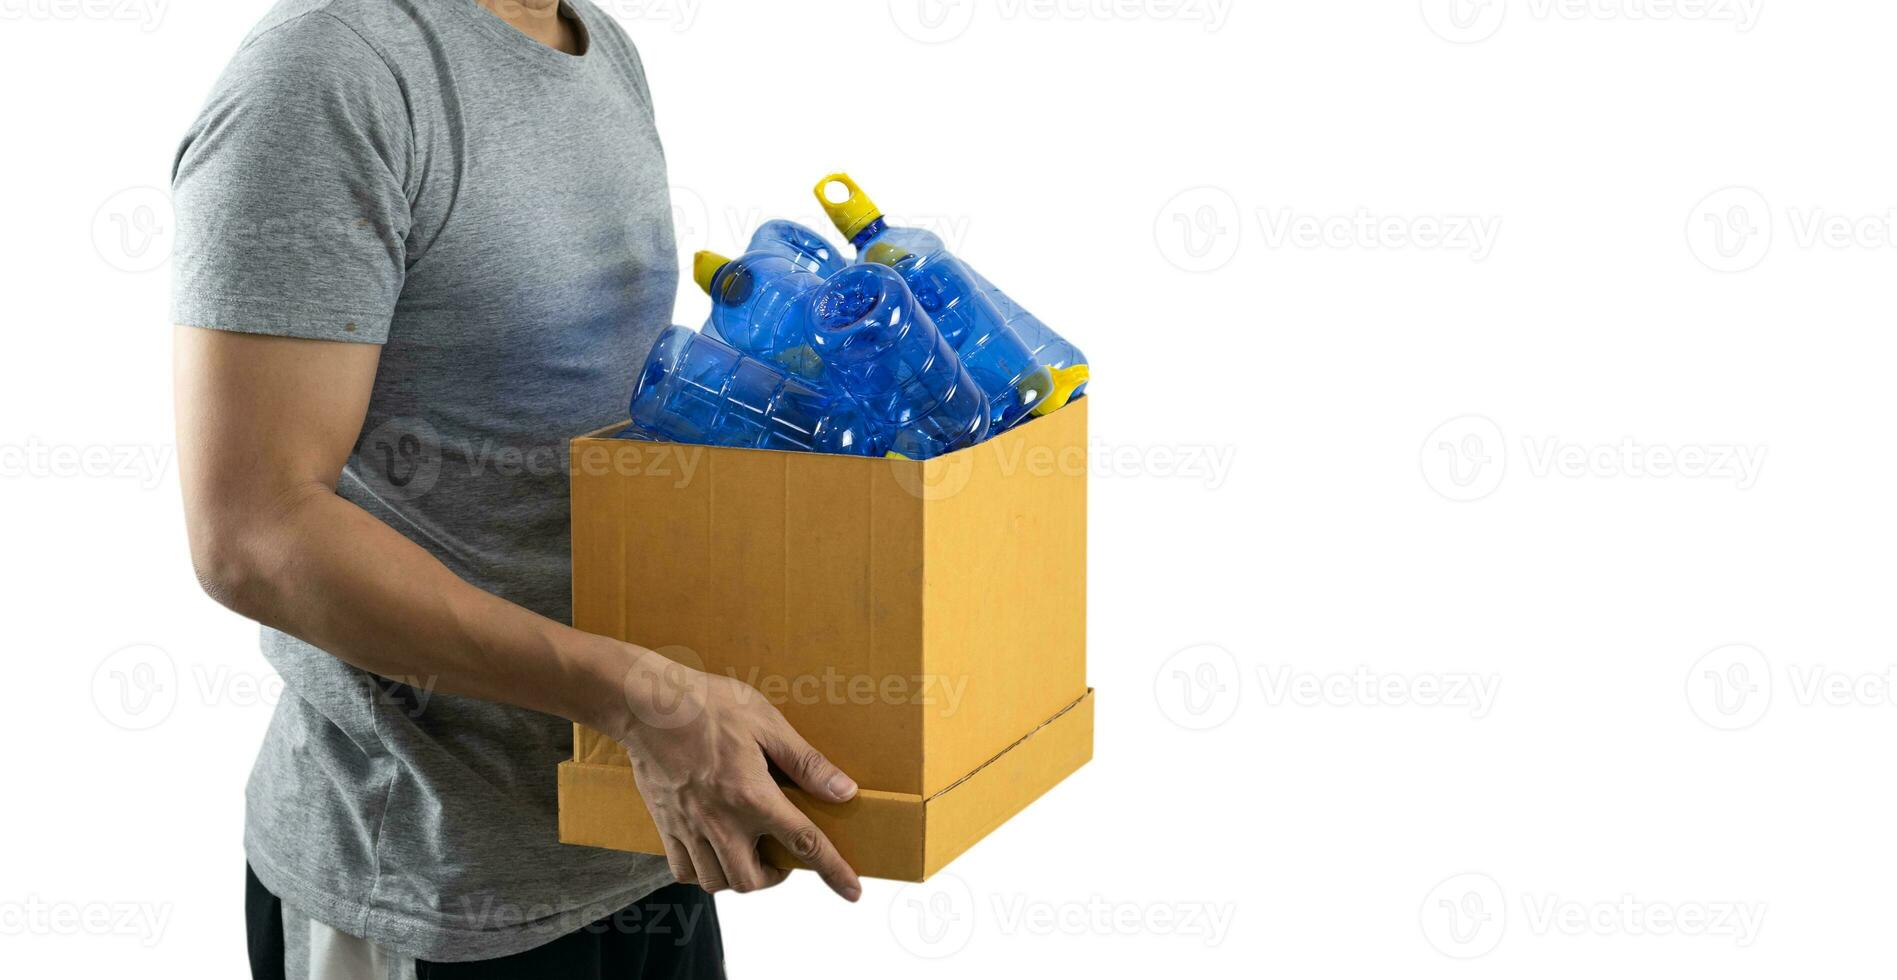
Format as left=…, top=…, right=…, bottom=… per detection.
left=247, top=865, right=723, bottom=979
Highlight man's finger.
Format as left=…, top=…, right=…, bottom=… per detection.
left=761, top=722, right=857, bottom=803
left=755, top=861, right=790, bottom=891
left=708, top=829, right=788, bottom=894
left=660, top=833, right=697, bottom=886
left=685, top=835, right=728, bottom=894
left=762, top=799, right=861, bottom=902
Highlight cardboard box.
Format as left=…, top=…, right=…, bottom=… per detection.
left=558, top=399, right=1092, bottom=881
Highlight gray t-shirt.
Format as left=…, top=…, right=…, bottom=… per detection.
left=170, top=0, right=675, bottom=961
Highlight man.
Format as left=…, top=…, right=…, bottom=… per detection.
left=171, top=1, right=859, bottom=976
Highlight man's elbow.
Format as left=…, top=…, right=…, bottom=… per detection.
left=183, top=485, right=324, bottom=619
left=188, top=524, right=275, bottom=618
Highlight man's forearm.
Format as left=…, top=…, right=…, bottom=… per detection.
left=174, top=325, right=863, bottom=900
left=203, top=482, right=639, bottom=737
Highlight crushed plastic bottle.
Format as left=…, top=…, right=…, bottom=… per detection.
left=693, top=250, right=826, bottom=382
left=629, top=325, right=883, bottom=456
left=809, top=264, right=990, bottom=459
left=814, top=172, right=1086, bottom=423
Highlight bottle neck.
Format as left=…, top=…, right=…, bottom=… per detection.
left=849, top=216, right=887, bottom=250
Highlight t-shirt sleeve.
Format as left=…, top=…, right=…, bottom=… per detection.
left=170, top=12, right=413, bottom=344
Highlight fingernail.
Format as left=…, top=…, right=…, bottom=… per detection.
left=842, top=884, right=862, bottom=902
left=827, top=773, right=858, bottom=800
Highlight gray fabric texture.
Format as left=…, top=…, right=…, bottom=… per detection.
left=171, top=0, right=676, bottom=961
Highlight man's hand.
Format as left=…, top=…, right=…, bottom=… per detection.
left=616, top=651, right=863, bottom=900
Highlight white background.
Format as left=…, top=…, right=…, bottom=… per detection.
left=1, top=0, right=1889, bottom=975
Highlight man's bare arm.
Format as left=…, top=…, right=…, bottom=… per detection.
left=173, top=325, right=862, bottom=899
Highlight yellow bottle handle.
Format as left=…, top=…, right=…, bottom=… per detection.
left=813, top=172, right=885, bottom=242
left=1031, top=364, right=1091, bottom=417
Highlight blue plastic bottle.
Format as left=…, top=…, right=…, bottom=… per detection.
left=693, top=250, right=826, bottom=382
left=614, top=420, right=661, bottom=441
left=814, top=172, right=1087, bottom=420
left=809, top=265, right=990, bottom=459
left=629, top=326, right=883, bottom=456
left=695, top=217, right=842, bottom=345
left=746, top=219, right=849, bottom=279
left=963, top=264, right=1088, bottom=400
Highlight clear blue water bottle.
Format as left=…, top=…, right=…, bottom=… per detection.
left=693, top=250, right=826, bottom=383
left=746, top=219, right=849, bottom=279
left=629, top=326, right=884, bottom=456
left=695, top=219, right=842, bottom=346
left=815, top=172, right=1087, bottom=422
left=964, top=264, right=1089, bottom=401
left=809, top=265, right=990, bottom=459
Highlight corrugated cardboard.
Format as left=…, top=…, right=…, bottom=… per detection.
left=558, top=399, right=1091, bottom=881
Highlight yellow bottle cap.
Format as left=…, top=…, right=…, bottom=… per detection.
left=693, top=250, right=729, bottom=294
left=1031, top=364, right=1090, bottom=417
left=813, top=172, right=884, bottom=242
